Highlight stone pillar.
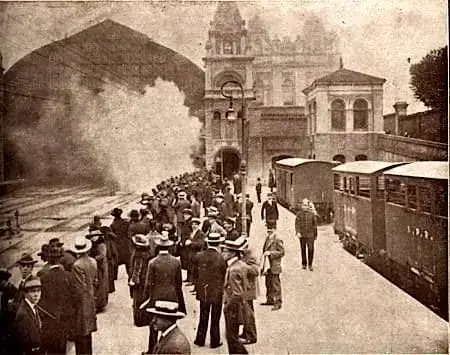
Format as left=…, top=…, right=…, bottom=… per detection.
left=393, top=101, right=408, bottom=136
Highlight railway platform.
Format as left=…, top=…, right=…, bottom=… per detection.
left=5, top=186, right=448, bottom=354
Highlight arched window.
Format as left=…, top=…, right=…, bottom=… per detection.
left=333, top=154, right=346, bottom=164
left=353, top=99, right=368, bottom=130
left=331, top=99, right=346, bottom=131
left=282, top=79, right=295, bottom=106
left=254, top=79, right=264, bottom=104
left=355, top=154, right=368, bottom=161
left=212, top=111, right=221, bottom=139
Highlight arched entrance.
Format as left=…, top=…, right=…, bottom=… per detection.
left=214, top=148, right=241, bottom=180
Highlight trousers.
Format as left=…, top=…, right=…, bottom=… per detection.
left=75, top=334, right=92, bottom=355
left=300, top=237, right=315, bottom=266
left=224, top=302, right=248, bottom=354
left=265, top=271, right=282, bottom=306
left=194, top=301, right=222, bottom=347
left=242, top=300, right=257, bottom=343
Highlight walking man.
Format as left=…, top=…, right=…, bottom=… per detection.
left=261, top=193, right=279, bottom=230
left=295, top=198, right=318, bottom=271
left=255, top=178, right=262, bottom=203
left=192, top=233, right=227, bottom=349
left=261, top=227, right=285, bottom=311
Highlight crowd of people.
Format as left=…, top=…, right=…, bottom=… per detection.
left=0, top=169, right=319, bottom=355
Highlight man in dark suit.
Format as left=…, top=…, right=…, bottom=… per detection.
left=192, top=232, right=227, bottom=348
left=39, top=244, right=74, bottom=354
left=14, top=254, right=37, bottom=308
left=0, top=269, right=16, bottom=355
left=261, top=227, right=285, bottom=311
left=261, top=193, right=279, bottom=229
left=12, top=276, right=42, bottom=355
left=142, top=233, right=186, bottom=355
left=295, top=198, right=318, bottom=271
left=147, top=301, right=190, bottom=354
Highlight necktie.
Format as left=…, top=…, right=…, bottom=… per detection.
left=34, top=306, right=42, bottom=329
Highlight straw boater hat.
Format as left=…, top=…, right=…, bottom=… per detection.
left=17, top=253, right=37, bottom=266
left=146, top=300, right=185, bottom=318
left=222, top=237, right=248, bottom=251
left=182, top=208, right=193, bottom=216
left=178, top=191, right=187, bottom=198
left=72, top=236, right=92, bottom=254
left=215, top=191, right=224, bottom=198
left=190, top=218, right=201, bottom=225
left=132, top=234, right=150, bottom=247
left=155, top=231, right=174, bottom=247
left=206, top=232, right=224, bottom=244
left=224, top=217, right=235, bottom=225
left=207, top=206, right=219, bottom=217
left=86, top=229, right=104, bottom=240
left=24, top=276, right=41, bottom=290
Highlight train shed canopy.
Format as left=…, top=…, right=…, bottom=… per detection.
left=276, top=158, right=334, bottom=168
left=332, top=161, right=406, bottom=174
left=384, top=161, right=448, bottom=180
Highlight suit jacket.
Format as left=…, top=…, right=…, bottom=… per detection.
left=224, top=258, right=249, bottom=325
left=295, top=209, right=318, bottom=239
left=153, top=326, right=190, bottom=355
left=242, top=251, right=259, bottom=300
left=262, top=235, right=285, bottom=274
left=193, top=248, right=227, bottom=303
left=72, top=254, right=98, bottom=336
left=12, top=300, right=41, bottom=354
left=261, top=201, right=279, bottom=221
left=143, top=253, right=186, bottom=313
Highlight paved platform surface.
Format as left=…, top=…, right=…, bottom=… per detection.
left=7, top=186, right=448, bottom=354
left=70, top=188, right=447, bottom=354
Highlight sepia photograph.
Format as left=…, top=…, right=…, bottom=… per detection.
left=0, top=0, right=448, bottom=354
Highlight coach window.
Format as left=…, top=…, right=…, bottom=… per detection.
left=418, top=185, right=432, bottom=213
left=406, top=185, right=417, bottom=210
left=290, top=173, right=293, bottom=185
left=343, top=176, right=348, bottom=193
left=331, top=99, right=346, bottom=131
left=386, top=178, right=406, bottom=206
left=353, top=99, right=369, bottom=130
left=436, top=182, right=448, bottom=217
left=333, top=174, right=343, bottom=191
left=349, top=176, right=356, bottom=195
left=356, top=176, right=371, bottom=198
left=376, top=175, right=385, bottom=199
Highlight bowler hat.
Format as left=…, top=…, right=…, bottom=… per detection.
left=47, top=246, right=63, bottom=259
left=17, top=253, right=37, bottom=266
left=111, top=208, right=123, bottom=217
left=146, top=300, right=185, bottom=318
left=37, top=244, right=49, bottom=257
left=155, top=231, right=174, bottom=247
left=190, top=218, right=201, bottom=225
left=24, top=276, right=41, bottom=290
left=205, top=232, right=224, bottom=244
left=129, top=209, right=140, bottom=218
left=48, top=238, right=64, bottom=247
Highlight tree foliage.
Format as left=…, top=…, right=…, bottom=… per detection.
left=409, top=46, right=448, bottom=111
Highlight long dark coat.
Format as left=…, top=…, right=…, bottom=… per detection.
left=12, top=300, right=41, bottom=355
left=143, top=253, right=186, bottom=314
left=89, top=238, right=109, bottom=310
left=72, top=254, right=97, bottom=337
left=110, top=217, right=130, bottom=267
left=179, top=220, right=193, bottom=270
left=39, top=265, right=75, bottom=349
left=192, top=248, right=227, bottom=303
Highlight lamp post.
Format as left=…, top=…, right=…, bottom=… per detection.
left=220, top=80, right=247, bottom=238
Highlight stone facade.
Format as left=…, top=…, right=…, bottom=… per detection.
left=204, top=2, right=341, bottom=181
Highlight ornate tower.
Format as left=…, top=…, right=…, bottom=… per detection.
left=203, top=1, right=254, bottom=178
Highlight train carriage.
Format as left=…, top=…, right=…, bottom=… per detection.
left=383, top=161, right=448, bottom=318
left=274, top=158, right=337, bottom=222
left=332, top=161, right=407, bottom=259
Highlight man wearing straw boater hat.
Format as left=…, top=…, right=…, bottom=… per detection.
left=14, top=253, right=38, bottom=307
left=260, top=226, right=285, bottom=311
left=221, top=237, right=250, bottom=354
left=147, top=301, right=190, bottom=354
left=71, top=236, right=97, bottom=355
left=141, top=232, right=186, bottom=355
left=192, top=232, right=227, bottom=349
left=12, top=276, right=42, bottom=354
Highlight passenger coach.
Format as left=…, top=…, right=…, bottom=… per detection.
left=332, top=161, right=406, bottom=259
left=274, top=158, right=337, bottom=223
left=383, top=161, right=448, bottom=318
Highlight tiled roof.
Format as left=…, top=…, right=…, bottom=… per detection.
left=303, top=68, right=386, bottom=94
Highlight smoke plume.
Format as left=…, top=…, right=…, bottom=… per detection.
left=8, top=77, right=202, bottom=192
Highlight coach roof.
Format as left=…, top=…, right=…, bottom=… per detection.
left=276, top=158, right=335, bottom=168
left=383, top=161, right=448, bottom=180
left=332, top=161, right=407, bottom=175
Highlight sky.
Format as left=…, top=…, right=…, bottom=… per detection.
left=0, top=0, right=448, bottom=114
